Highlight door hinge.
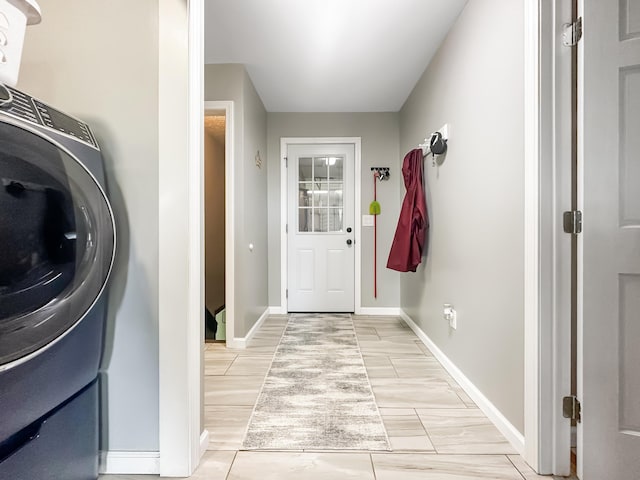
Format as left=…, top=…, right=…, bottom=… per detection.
left=285, top=223, right=288, bottom=233
left=563, top=210, right=583, bottom=234
left=563, top=395, right=582, bottom=423
left=286, top=289, right=288, bottom=299
left=562, top=17, right=583, bottom=47
left=284, top=156, right=288, bottom=168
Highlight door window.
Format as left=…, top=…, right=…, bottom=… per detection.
left=297, top=155, right=344, bottom=233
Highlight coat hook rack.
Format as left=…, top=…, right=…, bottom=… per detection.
left=418, top=123, right=449, bottom=166
left=371, top=167, right=390, bottom=181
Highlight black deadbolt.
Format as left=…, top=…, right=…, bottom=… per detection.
left=346, top=227, right=352, bottom=233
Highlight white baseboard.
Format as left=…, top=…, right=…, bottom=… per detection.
left=356, top=307, right=401, bottom=316
left=227, top=307, right=270, bottom=348
left=268, top=306, right=402, bottom=316
left=200, top=429, right=210, bottom=459
left=99, top=450, right=160, bottom=475
left=399, top=310, right=525, bottom=455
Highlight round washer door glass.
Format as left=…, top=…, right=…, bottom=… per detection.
left=0, top=120, right=115, bottom=366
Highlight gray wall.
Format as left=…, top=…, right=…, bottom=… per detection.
left=398, top=0, right=525, bottom=432
left=267, top=113, right=401, bottom=309
left=205, top=64, right=269, bottom=337
left=19, top=0, right=160, bottom=450
left=204, top=126, right=226, bottom=314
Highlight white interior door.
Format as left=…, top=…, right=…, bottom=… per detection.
left=287, top=144, right=355, bottom=312
left=579, top=0, right=640, bottom=478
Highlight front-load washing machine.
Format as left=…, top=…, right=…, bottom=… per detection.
left=0, top=84, right=115, bottom=479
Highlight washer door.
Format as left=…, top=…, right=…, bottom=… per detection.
left=0, top=120, right=115, bottom=367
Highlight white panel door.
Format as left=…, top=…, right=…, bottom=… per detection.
left=580, top=0, right=640, bottom=478
left=287, top=144, right=355, bottom=312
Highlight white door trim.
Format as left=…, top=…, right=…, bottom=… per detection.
left=204, top=101, right=236, bottom=347
left=280, top=137, right=362, bottom=313
left=162, top=1, right=566, bottom=475
left=158, top=0, right=204, bottom=476
left=523, top=1, right=542, bottom=467
left=524, top=0, right=573, bottom=475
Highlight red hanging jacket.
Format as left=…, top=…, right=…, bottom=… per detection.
left=387, top=149, right=428, bottom=272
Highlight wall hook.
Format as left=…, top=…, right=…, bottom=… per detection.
left=418, top=124, right=449, bottom=166
left=371, top=167, right=390, bottom=181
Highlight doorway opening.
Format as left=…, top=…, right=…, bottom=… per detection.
left=204, top=113, right=226, bottom=342
left=203, top=101, right=235, bottom=347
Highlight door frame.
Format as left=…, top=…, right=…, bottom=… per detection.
left=160, top=0, right=570, bottom=475
left=158, top=0, right=206, bottom=476
left=523, top=0, right=573, bottom=474
left=204, top=101, right=236, bottom=346
left=279, top=137, right=362, bottom=314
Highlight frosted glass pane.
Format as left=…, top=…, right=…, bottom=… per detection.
left=314, top=209, right=328, bottom=232
left=328, top=208, right=343, bottom=232
left=299, top=157, right=312, bottom=181
left=298, top=208, right=312, bottom=232
left=328, top=157, right=344, bottom=182
left=298, top=182, right=313, bottom=207
left=313, top=157, right=328, bottom=181
left=329, top=183, right=343, bottom=207
left=312, top=181, right=329, bottom=207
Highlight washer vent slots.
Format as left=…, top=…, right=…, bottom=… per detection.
left=1, top=86, right=39, bottom=125
left=0, top=85, right=98, bottom=149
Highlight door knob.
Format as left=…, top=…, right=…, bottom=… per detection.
left=346, top=239, right=352, bottom=245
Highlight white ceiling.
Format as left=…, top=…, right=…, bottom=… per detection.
left=204, top=0, right=468, bottom=112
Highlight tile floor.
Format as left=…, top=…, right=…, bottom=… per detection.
left=100, top=315, right=562, bottom=480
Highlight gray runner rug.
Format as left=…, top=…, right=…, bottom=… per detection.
left=242, top=313, right=391, bottom=451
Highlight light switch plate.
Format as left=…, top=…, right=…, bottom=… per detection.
left=362, top=215, right=374, bottom=227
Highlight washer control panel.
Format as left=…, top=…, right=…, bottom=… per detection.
left=0, top=84, right=98, bottom=149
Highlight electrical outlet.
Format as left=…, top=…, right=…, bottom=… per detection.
left=443, top=304, right=457, bottom=330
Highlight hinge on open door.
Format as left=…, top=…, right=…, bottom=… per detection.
left=286, top=289, right=288, bottom=299
left=563, top=210, right=583, bottom=234
left=562, top=17, right=583, bottom=47
left=563, top=395, right=582, bottom=423
left=284, top=156, right=288, bottom=168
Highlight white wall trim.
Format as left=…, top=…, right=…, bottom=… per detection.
left=227, top=307, right=270, bottom=348
left=99, top=451, right=160, bottom=475
left=524, top=0, right=572, bottom=475
left=279, top=138, right=287, bottom=312
left=356, top=307, right=401, bottom=316
left=158, top=0, right=203, bottom=476
left=523, top=0, right=542, bottom=470
left=269, top=306, right=287, bottom=315
left=186, top=0, right=205, bottom=474
left=204, top=101, right=236, bottom=348
left=199, top=429, right=210, bottom=460
left=353, top=139, right=362, bottom=315
left=279, top=137, right=362, bottom=314
left=400, top=310, right=525, bottom=454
